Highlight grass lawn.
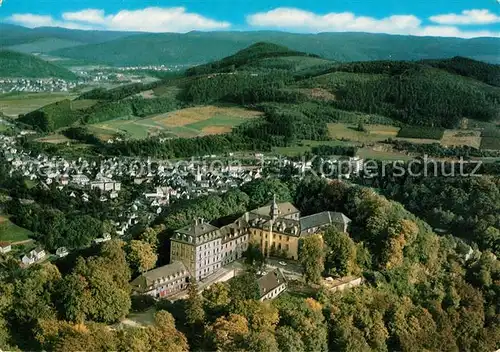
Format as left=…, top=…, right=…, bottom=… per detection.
left=273, top=139, right=356, bottom=156
left=328, top=123, right=400, bottom=143
left=0, top=92, right=76, bottom=117
left=357, top=148, right=413, bottom=161
left=0, top=215, right=32, bottom=243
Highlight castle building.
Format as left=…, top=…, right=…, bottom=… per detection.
left=170, top=218, right=223, bottom=281
left=133, top=196, right=351, bottom=299
left=166, top=196, right=350, bottom=284
left=130, top=261, right=189, bottom=298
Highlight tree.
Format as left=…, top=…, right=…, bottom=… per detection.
left=127, top=240, right=158, bottom=274
left=276, top=326, right=305, bottom=352
left=241, top=178, right=292, bottom=209
left=244, top=243, right=266, bottom=272
left=203, top=282, right=230, bottom=312
left=139, top=225, right=165, bottom=250
left=209, top=314, right=249, bottom=351
left=147, top=311, right=189, bottom=352
left=116, top=327, right=151, bottom=352
left=229, top=272, right=260, bottom=311
left=59, top=252, right=131, bottom=324
left=357, top=121, right=368, bottom=132
left=324, top=227, right=358, bottom=277
left=185, top=281, right=205, bottom=326
left=300, top=234, right=325, bottom=284
left=245, top=331, right=279, bottom=352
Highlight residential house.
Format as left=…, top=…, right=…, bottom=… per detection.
left=258, top=269, right=287, bottom=301
left=56, top=247, right=69, bottom=258
left=0, top=242, right=12, bottom=254
left=71, top=174, right=90, bottom=186
left=93, top=233, right=111, bottom=244
left=22, top=248, right=46, bottom=266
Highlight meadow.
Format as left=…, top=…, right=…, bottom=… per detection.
left=0, top=215, right=32, bottom=243
left=0, top=92, right=76, bottom=117
left=89, top=105, right=262, bottom=140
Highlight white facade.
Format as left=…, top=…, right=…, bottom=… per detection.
left=259, top=282, right=286, bottom=301
left=0, top=243, right=12, bottom=254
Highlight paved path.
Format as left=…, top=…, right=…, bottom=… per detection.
left=10, top=239, right=34, bottom=246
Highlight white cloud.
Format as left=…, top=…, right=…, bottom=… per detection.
left=9, top=7, right=231, bottom=32
left=418, top=26, right=500, bottom=39
left=430, top=9, right=500, bottom=25
left=62, top=9, right=106, bottom=24
left=247, top=8, right=422, bottom=34
left=246, top=7, right=500, bottom=38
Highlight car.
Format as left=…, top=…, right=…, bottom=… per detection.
left=278, top=261, right=287, bottom=266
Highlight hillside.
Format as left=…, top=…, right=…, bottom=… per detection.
left=50, top=31, right=500, bottom=65
left=17, top=43, right=500, bottom=138
left=421, top=56, right=500, bottom=87
left=0, top=50, right=77, bottom=79
left=0, top=24, right=138, bottom=53
left=186, top=42, right=324, bottom=75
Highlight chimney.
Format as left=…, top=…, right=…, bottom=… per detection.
left=194, top=218, right=198, bottom=226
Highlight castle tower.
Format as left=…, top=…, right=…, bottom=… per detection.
left=267, top=194, right=279, bottom=257
left=270, top=194, right=279, bottom=221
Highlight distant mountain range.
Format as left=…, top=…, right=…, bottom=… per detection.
left=0, top=24, right=499, bottom=66
left=0, top=50, right=77, bottom=80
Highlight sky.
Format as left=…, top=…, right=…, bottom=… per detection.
left=1, top=0, right=500, bottom=38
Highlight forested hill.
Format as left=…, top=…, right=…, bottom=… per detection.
left=0, top=50, right=77, bottom=80
left=186, top=42, right=322, bottom=76
left=17, top=43, right=500, bottom=133
left=179, top=46, right=500, bottom=128
left=48, top=31, right=500, bottom=66
left=421, top=56, right=500, bottom=87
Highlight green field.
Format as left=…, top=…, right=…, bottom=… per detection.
left=272, top=139, right=356, bottom=156
left=480, top=137, right=500, bottom=150
left=88, top=105, right=262, bottom=140
left=328, top=123, right=400, bottom=143
left=0, top=216, right=32, bottom=243
left=0, top=92, right=77, bottom=117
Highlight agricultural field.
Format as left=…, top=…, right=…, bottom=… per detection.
left=272, top=139, right=356, bottom=156
left=89, top=105, right=262, bottom=140
left=397, top=126, right=445, bottom=140
left=36, top=134, right=72, bottom=144
left=441, top=130, right=482, bottom=148
left=480, top=137, right=500, bottom=150
left=479, top=127, right=500, bottom=150
left=328, top=123, right=400, bottom=143
left=0, top=215, right=32, bottom=243
left=0, top=92, right=77, bottom=117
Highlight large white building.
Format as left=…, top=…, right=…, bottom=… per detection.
left=170, top=219, right=224, bottom=281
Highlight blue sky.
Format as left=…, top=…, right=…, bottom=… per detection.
left=1, top=0, right=500, bottom=37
